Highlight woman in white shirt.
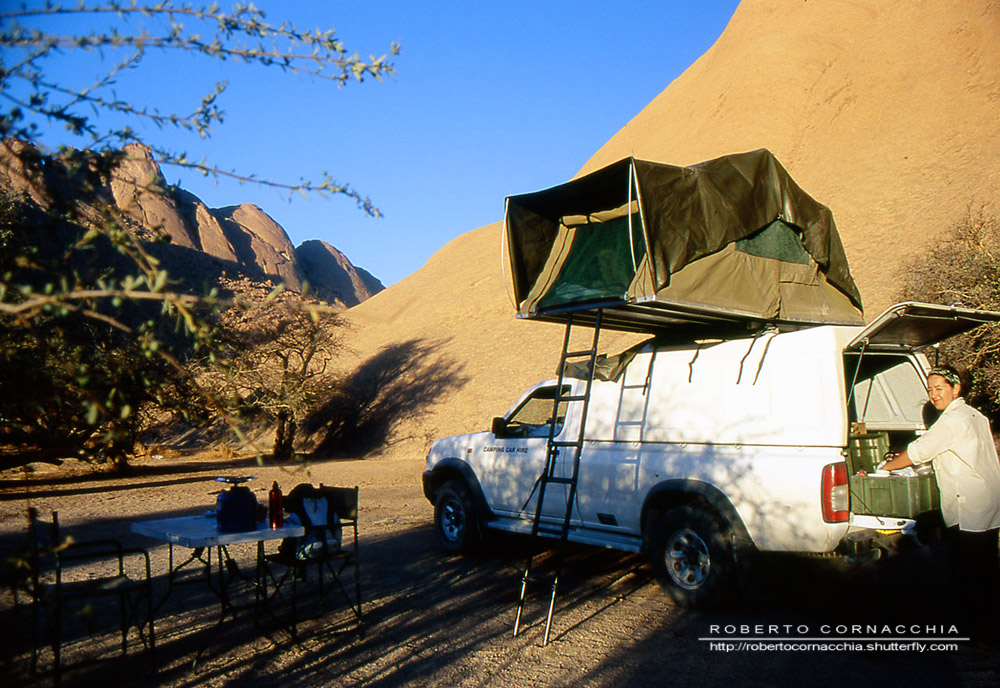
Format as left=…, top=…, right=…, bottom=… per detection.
left=882, top=366, right=1000, bottom=639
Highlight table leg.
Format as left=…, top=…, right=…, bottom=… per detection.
left=151, top=544, right=212, bottom=617
left=252, top=541, right=296, bottom=638
left=254, top=542, right=263, bottom=627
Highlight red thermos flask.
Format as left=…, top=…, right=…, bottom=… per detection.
left=268, top=481, right=284, bottom=529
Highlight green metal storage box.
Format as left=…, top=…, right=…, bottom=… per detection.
left=849, top=473, right=941, bottom=518
left=847, top=431, right=889, bottom=474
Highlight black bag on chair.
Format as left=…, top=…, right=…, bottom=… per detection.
left=279, top=484, right=342, bottom=560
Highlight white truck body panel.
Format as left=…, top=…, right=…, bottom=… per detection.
left=583, top=326, right=852, bottom=448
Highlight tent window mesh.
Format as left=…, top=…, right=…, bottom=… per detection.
left=537, top=213, right=645, bottom=310
left=735, top=220, right=812, bottom=265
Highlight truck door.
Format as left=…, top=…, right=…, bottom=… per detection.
left=478, top=384, right=573, bottom=522
left=845, top=302, right=1000, bottom=432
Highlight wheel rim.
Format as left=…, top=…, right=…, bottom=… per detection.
left=440, top=497, right=465, bottom=543
left=665, top=528, right=711, bottom=590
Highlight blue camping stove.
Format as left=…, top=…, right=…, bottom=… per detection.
left=215, top=476, right=258, bottom=532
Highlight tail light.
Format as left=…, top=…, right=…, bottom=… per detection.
left=821, top=462, right=850, bottom=522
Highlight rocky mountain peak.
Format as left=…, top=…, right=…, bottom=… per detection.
left=296, top=240, right=384, bottom=308
left=0, top=141, right=383, bottom=308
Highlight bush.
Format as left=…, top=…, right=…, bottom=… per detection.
left=898, top=203, right=1000, bottom=419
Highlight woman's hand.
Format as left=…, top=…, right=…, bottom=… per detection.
left=880, top=450, right=913, bottom=471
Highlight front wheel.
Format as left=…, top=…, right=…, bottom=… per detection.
left=433, top=480, right=481, bottom=553
left=649, top=505, right=736, bottom=608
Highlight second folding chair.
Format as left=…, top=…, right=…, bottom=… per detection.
left=24, top=508, right=156, bottom=685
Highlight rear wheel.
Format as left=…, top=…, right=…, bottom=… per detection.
left=650, top=505, right=736, bottom=608
left=434, top=480, right=480, bottom=553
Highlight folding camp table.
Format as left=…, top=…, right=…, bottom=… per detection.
left=132, top=514, right=304, bottom=663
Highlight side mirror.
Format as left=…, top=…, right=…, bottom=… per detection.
left=491, top=416, right=508, bottom=438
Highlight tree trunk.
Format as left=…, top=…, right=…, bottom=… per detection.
left=273, top=409, right=296, bottom=462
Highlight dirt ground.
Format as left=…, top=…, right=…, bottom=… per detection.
left=2, top=452, right=998, bottom=688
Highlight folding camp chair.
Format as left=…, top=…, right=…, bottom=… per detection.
left=266, top=484, right=362, bottom=636
left=25, top=508, right=155, bottom=685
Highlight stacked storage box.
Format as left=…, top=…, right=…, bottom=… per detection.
left=847, top=431, right=941, bottom=518
left=850, top=473, right=941, bottom=518
left=847, top=432, right=889, bottom=473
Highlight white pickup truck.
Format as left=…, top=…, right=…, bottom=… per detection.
left=422, top=302, right=1000, bottom=607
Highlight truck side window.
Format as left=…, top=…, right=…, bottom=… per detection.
left=505, top=386, right=569, bottom=438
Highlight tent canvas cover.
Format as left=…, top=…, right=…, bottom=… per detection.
left=503, top=149, right=864, bottom=338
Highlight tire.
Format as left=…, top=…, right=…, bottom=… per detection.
left=649, top=505, right=736, bottom=608
left=433, top=480, right=481, bottom=553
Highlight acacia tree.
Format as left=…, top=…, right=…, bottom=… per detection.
left=898, top=203, right=1000, bottom=418
left=203, top=298, right=344, bottom=462
left=0, top=2, right=396, bottom=466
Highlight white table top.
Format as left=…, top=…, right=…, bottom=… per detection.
left=131, top=513, right=304, bottom=548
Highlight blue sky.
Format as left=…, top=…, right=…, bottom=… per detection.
left=11, top=1, right=741, bottom=286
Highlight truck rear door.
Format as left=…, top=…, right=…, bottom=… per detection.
left=846, top=302, right=1000, bottom=353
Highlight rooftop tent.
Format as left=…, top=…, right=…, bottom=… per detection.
left=503, top=149, right=864, bottom=337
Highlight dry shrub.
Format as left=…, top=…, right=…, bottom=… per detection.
left=898, top=203, right=1000, bottom=418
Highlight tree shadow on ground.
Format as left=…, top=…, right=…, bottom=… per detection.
left=0, top=509, right=654, bottom=688
left=3, top=514, right=996, bottom=688
left=304, top=338, right=468, bottom=457
left=0, top=455, right=266, bottom=502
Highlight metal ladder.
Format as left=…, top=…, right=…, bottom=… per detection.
left=513, top=309, right=602, bottom=645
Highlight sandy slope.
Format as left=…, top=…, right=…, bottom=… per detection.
left=339, top=0, right=1000, bottom=456
left=339, top=225, right=643, bottom=459
left=582, top=0, right=1000, bottom=311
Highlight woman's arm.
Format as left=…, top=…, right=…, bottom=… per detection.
left=881, top=412, right=961, bottom=471
left=880, top=450, right=913, bottom=471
